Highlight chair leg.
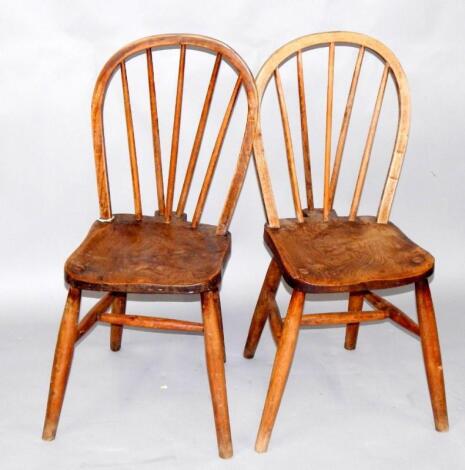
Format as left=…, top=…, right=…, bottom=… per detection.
left=415, top=279, right=449, bottom=431
left=42, top=287, right=81, bottom=440
left=243, top=259, right=281, bottom=358
left=344, top=292, right=365, bottom=350
left=213, top=292, right=226, bottom=363
left=110, top=293, right=127, bottom=351
left=268, top=298, right=283, bottom=346
left=201, top=290, right=233, bottom=458
left=255, top=289, right=305, bottom=453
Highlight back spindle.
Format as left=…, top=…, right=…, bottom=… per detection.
left=329, top=46, right=365, bottom=209
left=120, top=60, right=142, bottom=220
left=192, top=77, right=242, bottom=228
left=274, top=68, right=304, bottom=223
left=177, top=53, right=222, bottom=217
left=323, top=42, right=335, bottom=221
left=296, top=50, right=314, bottom=210
left=166, top=44, right=186, bottom=222
left=146, top=48, right=165, bottom=214
left=349, top=62, right=389, bottom=221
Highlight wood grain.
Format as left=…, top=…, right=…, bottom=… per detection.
left=243, top=259, right=282, bottom=358
left=146, top=48, right=165, bottom=213
left=42, top=288, right=81, bottom=440
left=415, top=279, right=448, bottom=431
left=274, top=68, right=304, bottom=222
left=323, top=42, right=335, bottom=221
left=177, top=53, right=222, bottom=216
left=296, top=50, right=313, bottom=209
left=344, top=292, right=365, bottom=349
left=264, top=215, right=434, bottom=293
left=65, top=214, right=231, bottom=294
left=100, top=312, right=203, bottom=333
left=255, top=289, right=305, bottom=453
left=120, top=60, right=142, bottom=219
left=252, top=31, right=411, bottom=225
left=109, top=293, right=127, bottom=351
left=202, top=290, right=233, bottom=458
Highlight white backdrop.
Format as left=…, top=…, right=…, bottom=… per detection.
left=1, top=1, right=465, bottom=469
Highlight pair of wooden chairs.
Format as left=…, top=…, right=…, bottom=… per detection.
left=42, top=32, right=448, bottom=458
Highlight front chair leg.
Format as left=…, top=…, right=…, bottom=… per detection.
left=255, top=289, right=305, bottom=453
left=415, top=279, right=449, bottom=431
left=42, top=287, right=81, bottom=440
left=344, top=292, right=365, bottom=350
left=243, top=259, right=281, bottom=358
left=201, top=290, right=233, bottom=458
left=110, top=293, right=127, bottom=351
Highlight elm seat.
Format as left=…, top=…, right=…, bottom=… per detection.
left=264, top=215, right=434, bottom=293
left=65, top=214, right=231, bottom=294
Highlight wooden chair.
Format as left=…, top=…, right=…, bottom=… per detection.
left=42, top=34, right=258, bottom=459
left=244, top=32, right=448, bottom=452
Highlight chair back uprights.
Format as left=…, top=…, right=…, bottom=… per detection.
left=252, top=31, right=410, bottom=227
left=91, top=34, right=258, bottom=235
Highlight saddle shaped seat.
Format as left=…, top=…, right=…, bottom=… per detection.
left=264, top=213, right=434, bottom=293
left=65, top=214, right=231, bottom=294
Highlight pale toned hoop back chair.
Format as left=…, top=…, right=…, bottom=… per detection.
left=244, top=32, right=448, bottom=452
left=42, top=34, right=258, bottom=458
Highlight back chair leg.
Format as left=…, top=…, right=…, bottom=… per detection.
left=110, top=293, right=127, bottom=351
left=344, top=292, right=365, bottom=350
left=244, top=259, right=281, bottom=358
left=415, top=279, right=449, bottom=431
left=201, top=290, right=233, bottom=458
left=255, top=289, right=305, bottom=453
left=213, top=292, right=226, bottom=363
left=42, top=287, right=82, bottom=440
left=268, top=299, right=283, bottom=345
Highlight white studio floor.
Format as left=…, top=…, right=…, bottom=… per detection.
left=1, top=280, right=465, bottom=470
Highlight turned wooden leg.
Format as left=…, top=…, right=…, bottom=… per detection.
left=213, top=292, right=226, bottom=363
left=255, top=289, right=305, bottom=453
left=201, top=290, right=233, bottom=458
left=244, top=259, right=281, bottom=358
left=42, top=287, right=81, bottom=440
left=268, top=298, right=283, bottom=346
left=415, top=279, right=448, bottom=431
left=110, top=293, right=127, bottom=351
left=344, top=292, right=365, bottom=350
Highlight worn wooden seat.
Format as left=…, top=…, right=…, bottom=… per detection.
left=65, top=214, right=231, bottom=294
left=265, top=215, right=434, bottom=293
left=244, top=32, right=448, bottom=453
left=42, top=34, right=258, bottom=459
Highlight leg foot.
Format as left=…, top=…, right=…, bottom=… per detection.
left=42, top=287, right=81, bottom=440
left=255, top=289, right=305, bottom=453
left=416, top=279, right=448, bottom=431
left=201, top=290, right=233, bottom=458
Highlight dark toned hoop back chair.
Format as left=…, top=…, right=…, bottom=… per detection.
left=244, top=32, right=448, bottom=452
left=42, top=34, right=258, bottom=459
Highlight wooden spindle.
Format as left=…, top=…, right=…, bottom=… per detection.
left=349, top=63, right=389, bottom=221
left=177, top=53, right=222, bottom=216
left=296, top=50, right=313, bottom=210
left=323, top=43, right=335, bottom=221
left=146, top=48, right=165, bottom=214
left=120, top=60, right=142, bottom=220
left=274, top=68, right=304, bottom=223
left=329, top=46, right=365, bottom=208
left=192, top=77, right=242, bottom=228
left=165, top=44, right=186, bottom=222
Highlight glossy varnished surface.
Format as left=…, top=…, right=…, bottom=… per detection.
left=264, top=214, right=434, bottom=293
left=65, top=214, right=231, bottom=293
